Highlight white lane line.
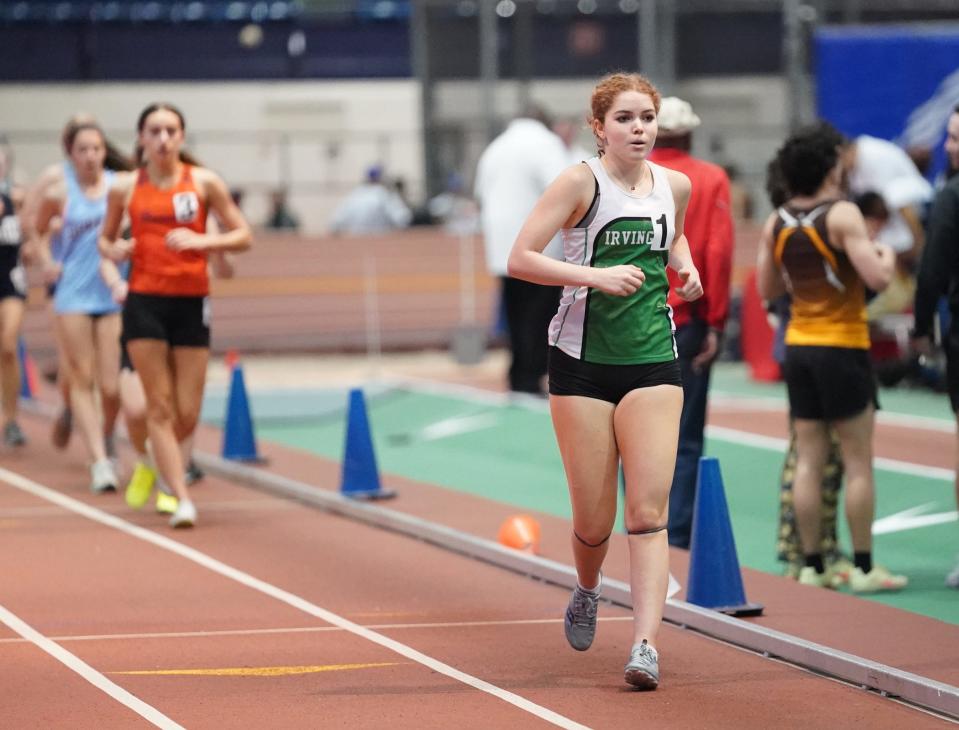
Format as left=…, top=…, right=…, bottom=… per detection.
left=705, top=425, right=953, bottom=482
left=871, top=503, right=959, bottom=535
left=383, top=375, right=548, bottom=412
left=0, top=603, right=184, bottom=730
left=710, top=391, right=956, bottom=433
left=0, top=499, right=294, bottom=520
left=0, top=466, right=590, bottom=730
left=387, top=377, right=955, bottom=481
left=416, top=412, right=500, bottom=442
left=390, top=411, right=500, bottom=445
left=0, top=617, right=636, bottom=646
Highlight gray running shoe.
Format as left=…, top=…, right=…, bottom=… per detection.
left=3, top=421, right=26, bottom=447
left=564, top=582, right=600, bottom=651
left=624, top=640, right=659, bottom=690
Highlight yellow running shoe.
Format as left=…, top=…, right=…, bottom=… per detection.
left=849, top=565, right=908, bottom=593
left=155, top=491, right=179, bottom=515
left=125, top=461, right=157, bottom=509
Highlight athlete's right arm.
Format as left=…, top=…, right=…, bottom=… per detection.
left=33, top=184, right=66, bottom=283
left=507, top=164, right=645, bottom=296
left=829, top=200, right=895, bottom=292
left=755, top=211, right=786, bottom=301
left=19, top=164, right=63, bottom=261
left=98, top=173, right=136, bottom=262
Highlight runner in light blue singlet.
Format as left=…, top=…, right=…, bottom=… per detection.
left=51, top=162, right=118, bottom=315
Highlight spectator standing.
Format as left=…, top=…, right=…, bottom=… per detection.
left=842, top=134, right=933, bottom=258
left=264, top=188, right=299, bottom=231
left=329, top=165, right=411, bottom=236
left=475, top=105, right=570, bottom=394
left=912, top=103, right=959, bottom=588
left=648, top=97, right=734, bottom=549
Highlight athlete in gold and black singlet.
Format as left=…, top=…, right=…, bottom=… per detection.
left=757, top=122, right=906, bottom=594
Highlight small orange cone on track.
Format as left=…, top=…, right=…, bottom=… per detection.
left=498, top=515, right=541, bottom=554
left=224, top=349, right=240, bottom=370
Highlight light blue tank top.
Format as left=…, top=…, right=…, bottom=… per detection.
left=51, top=163, right=119, bottom=315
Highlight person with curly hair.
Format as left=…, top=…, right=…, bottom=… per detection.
left=757, top=122, right=906, bottom=593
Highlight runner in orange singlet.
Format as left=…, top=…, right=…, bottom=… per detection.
left=99, top=103, right=251, bottom=528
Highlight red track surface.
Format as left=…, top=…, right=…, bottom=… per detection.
left=1, top=410, right=955, bottom=729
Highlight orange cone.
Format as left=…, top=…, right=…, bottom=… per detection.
left=224, top=349, right=240, bottom=370
left=497, top=515, right=541, bottom=554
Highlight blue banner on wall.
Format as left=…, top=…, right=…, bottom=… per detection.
left=816, top=25, right=959, bottom=178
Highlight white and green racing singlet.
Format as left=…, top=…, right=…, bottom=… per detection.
left=548, top=157, right=678, bottom=364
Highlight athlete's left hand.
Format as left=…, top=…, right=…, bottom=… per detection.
left=166, top=228, right=206, bottom=252
left=674, top=265, right=703, bottom=302
left=692, top=329, right=720, bottom=373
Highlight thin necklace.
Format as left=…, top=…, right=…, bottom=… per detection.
left=604, top=158, right=646, bottom=192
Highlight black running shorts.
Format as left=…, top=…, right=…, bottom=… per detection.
left=123, top=292, right=210, bottom=348
left=548, top=346, right=682, bottom=405
left=783, top=345, right=878, bottom=421
left=0, top=264, right=26, bottom=301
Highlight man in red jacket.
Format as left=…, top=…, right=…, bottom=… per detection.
left=650, top=97, right=735, bottom=549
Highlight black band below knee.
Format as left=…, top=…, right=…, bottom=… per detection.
left=627, top=525, right=667, bottom=536
left=574, top=530, right=611, bottom=548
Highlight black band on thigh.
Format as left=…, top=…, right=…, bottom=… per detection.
left=573, top=530, right=611, bottom=548
left=627, top=525, right=667, bottom=535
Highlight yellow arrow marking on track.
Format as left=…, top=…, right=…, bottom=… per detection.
left=114, top=662, right=400, bottom=677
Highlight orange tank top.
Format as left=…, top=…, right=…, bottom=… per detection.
left=773, top=201, right=869, bottom=350
left=128, top=165, right=208, bottom=296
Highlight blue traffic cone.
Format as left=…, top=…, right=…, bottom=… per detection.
left=221, top=360, right=264, bottom=462
left=686, top=457, right=763, bottom=617
left=340, top=388, right=396, bottom=500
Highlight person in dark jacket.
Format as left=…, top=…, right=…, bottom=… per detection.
left=912, top=103, right=959, bottom=588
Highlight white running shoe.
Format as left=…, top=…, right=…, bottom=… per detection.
left=169, top=499, right=197, bottom=528
left=90, top=459, right=118, bottom=494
